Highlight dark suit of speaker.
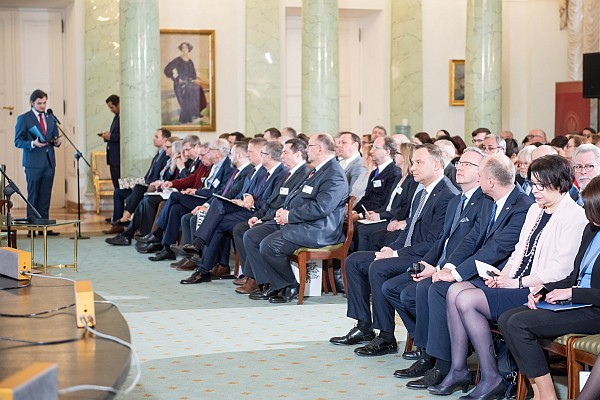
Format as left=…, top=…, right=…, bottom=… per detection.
left=425, top=186, right=534, bottom=362
left=344, top=176, right=459, bottom=334
left=106, top=113, right=120, bottom=188
left=14, top=109, right=60, bottom=220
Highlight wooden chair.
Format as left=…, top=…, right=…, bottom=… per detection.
left=568, top=334, right=600, bottom=399
left=288, top=196, right=355, bottom=305
left=91, top=150, right=114, bottom=214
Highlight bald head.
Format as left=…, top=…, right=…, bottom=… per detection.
left=532, top=145, right=557, bottom=161
left=527, top=128, right=547, bottom=144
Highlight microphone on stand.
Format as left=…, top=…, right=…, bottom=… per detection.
left=46, top=108, right=61, bottom=125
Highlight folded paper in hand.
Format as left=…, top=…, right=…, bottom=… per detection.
left=475, top=260, right=501, bottom=279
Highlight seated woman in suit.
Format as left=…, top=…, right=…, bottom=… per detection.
left=428, top=155, right=588, bottom=399
left=497, top=175, right=600, bottom=400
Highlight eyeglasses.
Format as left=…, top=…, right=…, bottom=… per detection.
left=573, top=164, right=598, bottom=172
left=307, top=144, right=321, bottom=149
left=456, top=161, right=479, bottom=168
left=526, top=180, right=547, bottom=191
left=260, top=151, right=270, bottom=156
left=480, top=145, right=498, bottom=152
left=518, top=161, right=530, bottom=168
left=371, top=145, right=384, bottom=150
left=472, top=138, right=484, bottom=145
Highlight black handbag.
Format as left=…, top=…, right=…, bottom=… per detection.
left=493, top=335, right=519, bottom=399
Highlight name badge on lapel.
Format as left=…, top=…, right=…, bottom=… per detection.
left=212, top=178, right=220, bottom=188
left=280, top=187, right=289, bottom=195
left=302, top=185, right=314, bottom=194
left=373, top=180, right=382, bottom=188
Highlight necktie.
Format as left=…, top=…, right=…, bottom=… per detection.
left=439, top=195, right=467, bottom=265
left=522, top=181, right=531, bottom=195
left=283, top=171, right=291, bottom=183
left=308, top=169, right=316, bottom=179
left=373, top=167, right=380, bottom=179
left=487, top=202, right=498, bottom=235
left=404, top=189, right=427, bottom=247
left=221, top=169, right=239, bottom=196
left=38, top=113, right=46, bottom=136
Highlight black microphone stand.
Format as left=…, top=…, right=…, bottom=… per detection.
left=47, top=113, right=90, bottom=240
left=0, top=168, right=43, bottom=248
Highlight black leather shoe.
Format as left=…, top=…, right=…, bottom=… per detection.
left=179, top=269, right=212, bottom=284
left=137, top=242, right=163, bottom=254
left=402, top=348, right=422, bottom=360
left=105, top=234, right=131, bottom=246
left=136, top=232, right=161, bottom=244
left=268, top=285, right=300, bottom=303
left=183, top=243, right=201, bottom=254
left=428, top=371, right=473, bottom=395
left=394, top=357, right=433, bottom=378
left=458, top=380, right=507, bottom=400
left=354, top=336, right=398, bottom=356
left=170, top=244, right=199, bottom=257
left=149, top=249, right=176, bottom=261
left=406, top=367, right=445, bottom=390
left=330, top=327, right=376, bottom=346
left=249, top=286, right=279, bottom=300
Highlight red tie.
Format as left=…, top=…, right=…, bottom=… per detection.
left=39, top=113, right=47, bottom=136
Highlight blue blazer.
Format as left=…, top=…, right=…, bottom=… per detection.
left=281, top=157, right=349, bottom=248
left=237, top=166, right=267, bottom=198
left=195, top=157, right=234, bottom=198
left=106, top=114, right=120, bottom=166
left=144, top=150, right=169, bottom=184
left=451, top=185, right=535, bottom=280
left=252, top=163, right=288, bottom=210
left=422, top=187, right=490, bottom=266
left=14, top=110, right=59, bottom=168
left=354, top=163, right=401, bottom=213
left=257, top=163, right=311, bottom=221
left=390, top=176, right=460, bottom=257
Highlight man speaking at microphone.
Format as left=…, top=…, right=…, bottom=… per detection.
left=14, top=89, right=62, bottom=231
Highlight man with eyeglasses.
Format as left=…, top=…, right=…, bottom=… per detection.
left=526, top=128, right=547, bottom=145
left=470, top=127, right=490, bottom=148
left=480, top=133, right=506, bottom=155
left=571, top=144, right=600, bottom=205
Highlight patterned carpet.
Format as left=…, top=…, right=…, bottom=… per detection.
left=23, top=235, right=568, bottom=399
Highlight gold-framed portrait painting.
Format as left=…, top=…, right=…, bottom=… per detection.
left=449, top=59, right=465, bottom=106
left=160, top=29, right=215, bottom=131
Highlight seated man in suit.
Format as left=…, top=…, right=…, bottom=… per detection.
left=329, top=144, right=459, bottom=355
left=242, top=132, right=348, bottom=303
left=336, top=131, right=365, bottom=191
left=571, top=144, right=600, bottom=205
left=180, top=139, right=288, bottom=284
left=170, top=141, right=255, bottom=271
left=394, top=154, right=533, bottom=390
left=142, top=138, right=234, bottom=261
left=233, top=138, right=311, bottom=294
left=352, top=136, right=401, bottom=220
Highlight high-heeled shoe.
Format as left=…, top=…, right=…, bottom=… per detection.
left=459, top=380, right=508, bottom=400
left=428, top=371, right=473, bottom=395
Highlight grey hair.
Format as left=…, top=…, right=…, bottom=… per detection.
left=483, top=154, right=515, bottom=186
left=434, top=139, right=456, bottom=163
left=462, top=146, right=486, bottom=158
left=485, top=133, right=506, bottom=150
left=263, top=141, right=283, bottom=161
left=214, top=138, right=231, bottom=157
left=573, top=143, right=600, bottom=165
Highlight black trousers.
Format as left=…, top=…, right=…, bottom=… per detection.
left=109, top=164, right=120, bottom=189
left=498, top=305, right=600, bottom=378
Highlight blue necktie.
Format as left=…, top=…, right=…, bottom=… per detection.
left=487, top=202, right=497, bottom=235
left=439, top=194, right=466, bottom=265
left=404, top=189, right=427, bottom=247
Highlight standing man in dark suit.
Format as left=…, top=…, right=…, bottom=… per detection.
left=329, top=144, right=459, bottom=356
left=395, top=154, right=533, bottom=390
left=14, top=89, right=62, bottom=225
left=101, top=94, right=120, bottom=194
left=244, top=133, right=348, bottom=303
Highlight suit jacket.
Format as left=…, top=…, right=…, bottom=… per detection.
left=194, top=157, right=234, bottom=198
left=383, top=174, right=420, bottom=221
left=251, top=163, right=288, bottom=210
left=171, top=161, right=210, bottom=190
left=106, top=113, right=120, bottom=166
left=14, top=110, right=59, bottom=168
left=178, top=158, right=202, bottom=179
left=218, top=163, right=255, bottom=200
left=504, top=194, right=587, bottom=285
left=546, top=224, right=600, bottom=306
left=237, top=166, right=267, bottom=198
left=422, top=187, right=490, bottom=266
left=281, top=157, right=348, bottom=247
left=451, top=185, right=534, bottom=280
left=444, top=162, right=460, bottom=190
left=144, top=150, right=168, bottom=184
left=354, top=162, right=401, bottom=213
left=389, top=176, right=460, bottom=256
left=256, top=163, right=311, bottom=221
left=344, top=156, right=366, bottom=191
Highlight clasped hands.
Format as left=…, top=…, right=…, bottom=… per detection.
left=274, top=208, right=289, bottom=225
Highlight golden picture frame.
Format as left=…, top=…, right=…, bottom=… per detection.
left=160, top=29, right=216, bottom=131
left=450, top=59, right=465, bottom=106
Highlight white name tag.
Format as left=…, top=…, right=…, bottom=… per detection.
left=302, top=185, right=314, bottom=194
left=212, top=178, right=220, bottom=188
left=373, top=179, right=382, bottom=188
left=280, top=187, right=289, bottom=195
left=396, top=185, right=403, bottom=195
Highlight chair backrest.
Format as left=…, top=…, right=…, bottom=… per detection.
left=341, top=196, right=356, bottom=252
left=91, top=151, right=111, bottom=180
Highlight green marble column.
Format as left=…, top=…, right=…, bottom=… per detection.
left=390, top=0, right=422, bottom=134
left=246, top=0, right=280, bottom=136
left=302, top=0, right=339, bottom=135
left=465, top=0, right=502, bottom=135
left=119, top=0, right=161, bottom=177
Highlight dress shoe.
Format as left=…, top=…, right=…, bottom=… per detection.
left=235, top=277, right=259, bottom=294
left=170, top=258, right=189, bottom=268
left=428, top=371, right=473, bottom=395
left=176, top=259, right=198, bottom=271
left=105, top=234, right=131, bottom=246
left=183, top=243, right=201, bottom=255
left=329, top=327, right=376, bottom=346
left=40, top=230, right=60, bottom=236
left=459, top=380, right=507, bottom=400
left=354, top=336, right=398, bottom=356
left=406, top=367, right=445, bottom=390
left=180, top=269, right=212, bottom=284
left=136, top=232, right=161, bottom=244
left=211, top=264, right=231, bottom=278
left=269, top=284, right=300, bottom=303
left=249, top=286, right=279, bottom=300
left=170, top=244, right=197, bottom=257
left=102, top=225, right=125, bottom=235
left=233, top=276, right=248, bottom=286
left=402, top=348, right=422, bottom=360
left=149, top=249, right=176, bottom=261
left=394, top=358, right=433, bottom=378
left=136, top=242, right=163, bottom=254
